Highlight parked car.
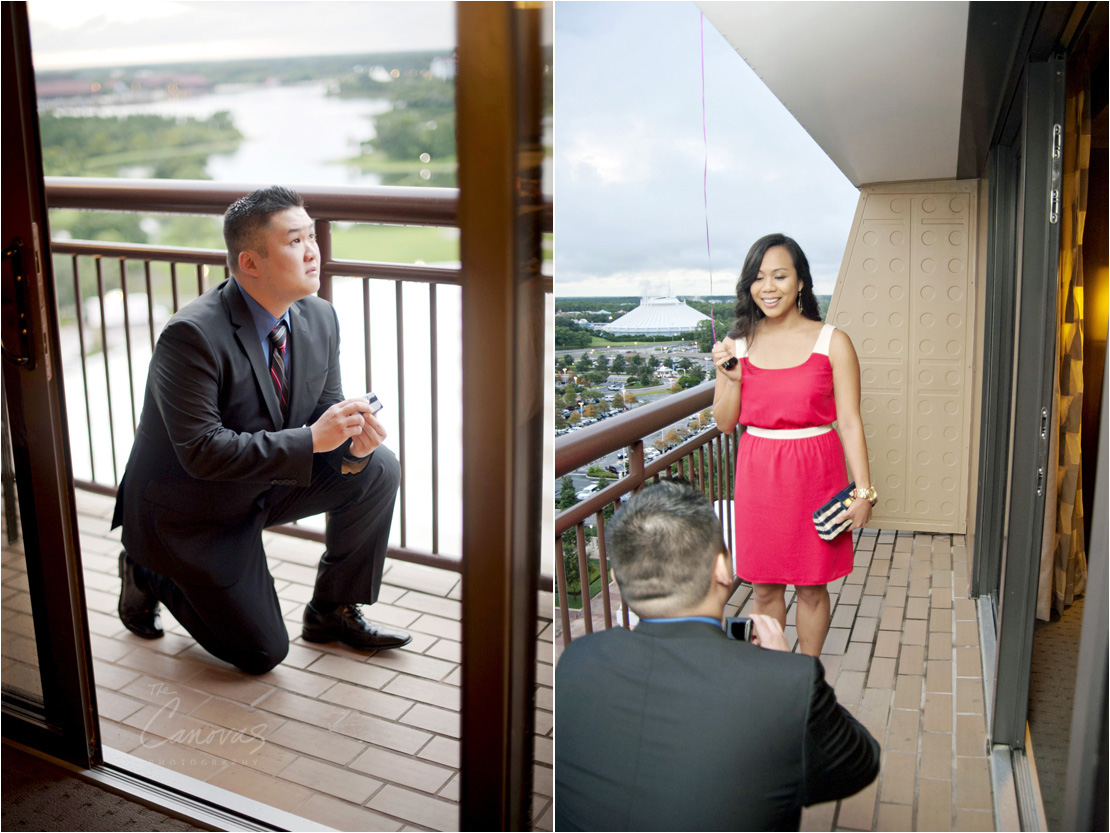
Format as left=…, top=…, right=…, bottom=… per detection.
left=576, top=484, right=598, bottom=500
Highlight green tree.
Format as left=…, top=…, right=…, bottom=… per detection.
left=557, top=476, right=578, bottom=511
left=611, top=354, right=627, bottom=373
left=371, top=109, right=455, bottom=162
left=64, top=211, right=147, bottom=244
left=562, top=530, right=581, bottom=595
left=555, top=320, right=592, bottom=348
left=38, top=111, right=242, bottom=179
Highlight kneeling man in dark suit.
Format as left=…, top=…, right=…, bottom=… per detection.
left=555, top=480, right=879, bottom=831
left=112, top=186, right=410, bottom=674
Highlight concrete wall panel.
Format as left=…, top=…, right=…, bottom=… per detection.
left=828, top=181, right=979, bottom=533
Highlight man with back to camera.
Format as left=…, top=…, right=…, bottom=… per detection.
left=112, top=185, right=411, bottom=675
left=555, top=480, right=880, bottom=831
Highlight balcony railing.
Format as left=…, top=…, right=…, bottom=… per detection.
left=45, top=177, right=553, bottom=586
left=553, top=380, right=738, bottom=645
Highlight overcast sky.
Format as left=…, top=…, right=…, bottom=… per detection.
left=554, top=1, right=859, bottom=298
left=27, top=1, right=455, bottom=70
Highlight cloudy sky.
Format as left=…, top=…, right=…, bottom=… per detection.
left=27, top=1, right=455, bottom=70
left=554, top=1, right=859, bottom=298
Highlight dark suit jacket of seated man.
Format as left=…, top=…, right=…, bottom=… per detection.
left=111, top=186, right=410, bottom=675
left=555, top=481, right=879, bottom=831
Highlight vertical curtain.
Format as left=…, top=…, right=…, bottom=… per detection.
left=1037, top=59, right=1091, bottom=620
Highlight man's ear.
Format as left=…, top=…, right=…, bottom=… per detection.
left=238, top=249, right=261, bottom=279
left=713, top=550, right=733, bottom=588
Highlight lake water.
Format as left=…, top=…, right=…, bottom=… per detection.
left=57, top=82, right=394, bottom=187
left=54, top=80, right=551, bottom=190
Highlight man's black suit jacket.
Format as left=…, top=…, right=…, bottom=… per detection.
left=555, top=619, right=880, bottom=831
left=112, top=278, right=355, bottom=588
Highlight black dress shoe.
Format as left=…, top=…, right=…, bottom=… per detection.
left=118, top=551, right=163, bottom=639
left=302, top=603, right=412, bottom=650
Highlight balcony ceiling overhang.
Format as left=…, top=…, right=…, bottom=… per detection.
left=701, top=1, right=970, bottom=187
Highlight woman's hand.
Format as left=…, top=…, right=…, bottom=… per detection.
left=712, top=337, right=742, bottom=382
left=835, top=495, right=872, bottom=531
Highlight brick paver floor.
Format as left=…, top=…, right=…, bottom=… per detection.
left=554, top=528, right=995, bottom=832
left=2, top=489, right=553, bottom=832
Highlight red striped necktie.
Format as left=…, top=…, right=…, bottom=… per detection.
left=268, top=321, right=289, bottom=425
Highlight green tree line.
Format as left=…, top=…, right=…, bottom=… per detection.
left=39, top=111, right=241, bottom=179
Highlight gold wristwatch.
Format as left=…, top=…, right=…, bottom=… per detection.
left=849, top=486, right=878, bottom=505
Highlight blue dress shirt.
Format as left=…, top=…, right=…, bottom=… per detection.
left=233, top=278, right=291, bottom=366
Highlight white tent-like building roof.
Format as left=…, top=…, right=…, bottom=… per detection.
left=601, top=295, right=710, bottom=336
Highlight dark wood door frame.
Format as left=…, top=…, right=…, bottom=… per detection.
left=1, top=0, right=99, bottom=766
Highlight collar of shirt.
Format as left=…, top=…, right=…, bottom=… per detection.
left=639, top=616, right=723, bottom=629
left=233, top=278, right=291, bottom=363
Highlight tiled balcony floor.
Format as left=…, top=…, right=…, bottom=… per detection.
left=554, top=528, right=995, bottom=832
left=3, top=489, right=553, bottom=832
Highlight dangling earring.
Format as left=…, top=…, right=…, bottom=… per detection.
left=797, top=287, right=803, bottom=310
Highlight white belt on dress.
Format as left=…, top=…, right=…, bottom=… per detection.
left=744, top=424, right=833, bottom=439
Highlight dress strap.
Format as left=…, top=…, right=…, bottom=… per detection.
left=733, top=338, right=749, bottom=359
left=813, top=323, right=836, bottom=356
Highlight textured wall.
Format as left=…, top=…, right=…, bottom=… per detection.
left=827, top=181, right=979, bottom=533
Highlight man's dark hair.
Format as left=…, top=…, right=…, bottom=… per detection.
left=223, top=186, right=305, bottom=275
left=606, top=480, right=727, bottom=617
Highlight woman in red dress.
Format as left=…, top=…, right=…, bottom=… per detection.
left=711, top=234, right=875, bottom=657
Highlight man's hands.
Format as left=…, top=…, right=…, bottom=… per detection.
left=748, top=613, right=790, bottom=652
left=348, top=410, right=386, bottom=458
left=310, top=398, right=387, bottom=457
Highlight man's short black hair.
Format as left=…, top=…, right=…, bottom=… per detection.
left=223, top=186, right=305, bottom=275
left=606, top=480, right=727, bottom=617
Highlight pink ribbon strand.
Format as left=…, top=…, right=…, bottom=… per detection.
left=700, top=11, right=716, bottom=343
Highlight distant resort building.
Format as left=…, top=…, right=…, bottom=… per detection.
left=600, top=295, right=710, bottom=337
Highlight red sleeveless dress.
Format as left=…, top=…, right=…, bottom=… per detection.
left=731, top=324, right=853, bottom=585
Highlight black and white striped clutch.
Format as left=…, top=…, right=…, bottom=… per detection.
left=813, top=483, right=855, bottom=541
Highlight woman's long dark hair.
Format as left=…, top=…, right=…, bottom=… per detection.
left=728, top=233, right=822, bottom=342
